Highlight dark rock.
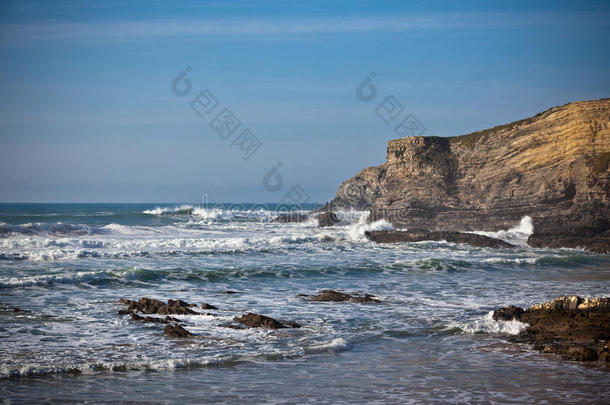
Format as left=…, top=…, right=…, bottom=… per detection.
left=118, top=297, right=199, bottom=316
left=350, top=294, right=381, bottom=303
left=233, top=312, right=286, bottom=329
left=118, top=299, right=134, bottom=305
left=567, top=347, right=598, bottom=362
left=492, top=305, right=524, bottom=321
left=528, top=229, right=610, bottom=254
left=272, top=214, right=309, bottom=223
left=164, top=323, right=193, bottom=338
left=224, top=291, right=240, bottom=294
left=310, top=290, right=352, bottom=302
left=598, top=346, right=610, bottom=362
left=134, top=297, right=166, bottom=314
left=129, top=312, right=181, bottom=324
left=130, top=312, right=144, bottom=321
left=158, top=303, right=197, bottom=315
left=201, top=302, right=218, bottom=310
left=365, top=230, right=515, bottom=249
left=167, top=299, right=193, bottom=308
left=222, top=323, right=247, bottom=330
left=309, top=290, right=380, bottom=303
left=316, top=212, right=340, bottom=227
left=494, top=295, right=610, bottom=365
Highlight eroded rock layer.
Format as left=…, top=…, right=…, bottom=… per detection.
left=329, top=99, right=610, bottom=252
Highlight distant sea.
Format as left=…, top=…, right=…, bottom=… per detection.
left=1, top=203, right=609, bottom=403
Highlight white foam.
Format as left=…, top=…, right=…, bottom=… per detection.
left=191, top=207, right=225, bottom=219
left=453, top=311, right=528, bottom=335
left=0, top=355, right=231, bottom=379
left=346, top=212, right=395, bottom=241
left=303, top=338, right=351, bottom=354
left=143, top=205, right=195, bottom=215
left=0, top=270, right=107, bottom=288
left=316, top=211, right=395, bottom=242
left=470, top=216, right=533, bottom=246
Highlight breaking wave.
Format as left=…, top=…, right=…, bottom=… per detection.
left=0, top=222, right=108, bottom=237
left=471, top=216, right=533, bottom=246
left=451, top=311, right=528, bottom=335
left=143, top=205, right=196, bottom=215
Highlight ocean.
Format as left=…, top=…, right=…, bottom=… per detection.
left=1, top=203, right=609, bottom=404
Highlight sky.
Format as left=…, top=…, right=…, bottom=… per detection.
left=1, top=0, right=609, bottom=203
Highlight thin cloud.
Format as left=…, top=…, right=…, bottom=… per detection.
left=0, top=12, right=594, bottom=43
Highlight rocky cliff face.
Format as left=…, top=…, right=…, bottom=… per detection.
left=329, top=99, right=610, bottom=252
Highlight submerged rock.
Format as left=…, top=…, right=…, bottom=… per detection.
left=365, top=230, right=514, bottom=249
left=232, top=312, right=298, bottom=329
left=164, top=323, right=193, bottom=338
left=307, top=290, right=381, bottom=303
left=0, top=303, right=31, bottom=314
left=493, top=295, right=610, bottom=365
left=316, top=212, right=340, bottom=227
left=201, top=302, right=218, bottom=310
left=272, top=214, right=309, bottom=223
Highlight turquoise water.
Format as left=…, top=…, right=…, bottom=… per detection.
left=1, top=203, right=609, bottom=403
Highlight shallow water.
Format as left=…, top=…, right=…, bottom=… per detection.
left=1, top=203, right=609, bottom=403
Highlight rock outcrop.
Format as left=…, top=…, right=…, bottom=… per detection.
left=118, top=297, right=199, bottom=316
left=272, top=214, right=309, bottom=223
left=302, top=290, right=381, bottom=303
left=201, top=302, right=218, bottom=310
left=493, top=296, right=610, bottom=365
left=164, top=323, right=193, bottom=338
left=118, top=297, right=198, bottom=338
left=328, top=99, right=610, bottom=253
left=365, top=230, right=515, bottom=248
left=232, top=312, right=299, bottom=329
left=315, top=212, right=340, bottom=227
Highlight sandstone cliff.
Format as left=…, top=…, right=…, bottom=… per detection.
left=329, top=99, right=610, bottom=252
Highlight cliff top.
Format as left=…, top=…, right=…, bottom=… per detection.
left=446, top=98, right=610, bottom=149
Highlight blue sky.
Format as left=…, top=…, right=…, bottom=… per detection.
left=1, top=0, right=609, bottom=203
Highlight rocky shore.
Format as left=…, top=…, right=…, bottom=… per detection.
left=116, top=291, right=376, bottom=337
left=114, top=294, right=609, bottom=368
left=493, top=296, right=610, bottom=365
left=324, top=99, right=610, bottom=253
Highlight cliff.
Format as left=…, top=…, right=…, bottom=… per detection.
left=329, top=99, right=610, bottom=252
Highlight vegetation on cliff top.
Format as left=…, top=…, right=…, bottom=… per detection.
left=448, top=108, right=554, bottom=148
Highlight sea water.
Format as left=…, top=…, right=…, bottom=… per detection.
left=1, top=203, right=609, bottom=403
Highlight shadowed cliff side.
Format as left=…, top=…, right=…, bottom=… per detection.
left=328, top=99, right=610, bottom=253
